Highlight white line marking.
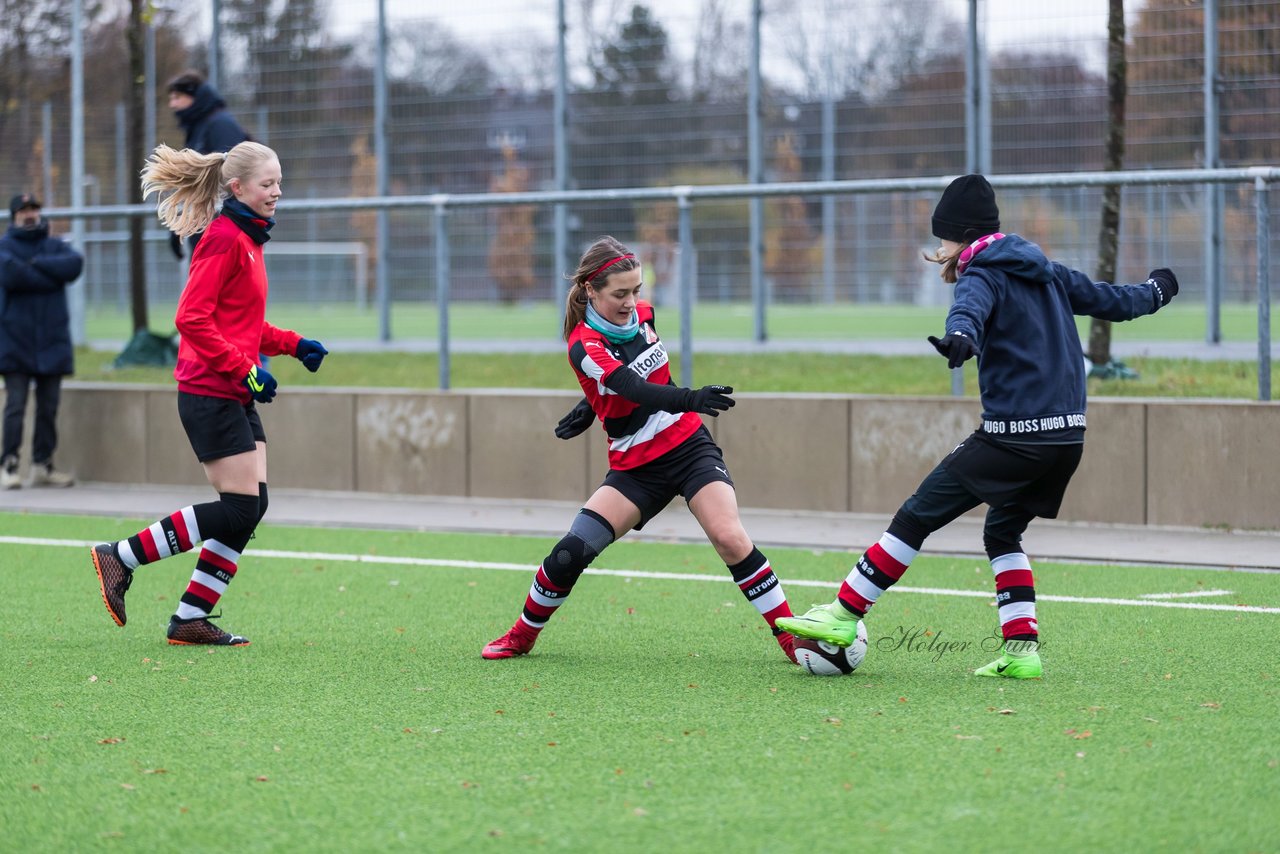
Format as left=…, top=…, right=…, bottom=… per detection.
left=8, top=536, right=1279, bottom=615
left=1139, top=589, right=1235, bottom=600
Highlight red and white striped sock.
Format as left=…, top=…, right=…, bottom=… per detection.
left=175, top=539, right=241, bottom=619
left=117, top=506, right=203, bottom=569
left=991, top=552, right=1038, bottom=640
left=515, top=565, right=572, bottom=638
left=836, top=533, right=918, bottom=618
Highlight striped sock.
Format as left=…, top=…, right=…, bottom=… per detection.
left=836, top=533, right=918, bottom=617
left=117, top=506, right=204, bottom=569
left=991, top=552, right=1038, bottom=640
left=175, top=539, right=242, bottom=619
left=728, top=547, right=792, bottom=627
left=516, top=565, right=572, bottom=637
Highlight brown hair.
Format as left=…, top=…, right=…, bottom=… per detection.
left=923, top=242, right=963, bottom=284
left=140, top=141, right=278, bottom=237
left=562, top=236, right=641, bottom=340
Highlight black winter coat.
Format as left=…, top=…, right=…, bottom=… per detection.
left=0, top=220, right=84, bottom=375
left=174, top=83, right=249, bottom=155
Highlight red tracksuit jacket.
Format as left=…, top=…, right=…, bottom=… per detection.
left=173, top=212, right=299, bottom=402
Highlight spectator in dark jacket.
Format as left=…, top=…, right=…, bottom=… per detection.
left=165, top=70, right=250, bottom=258
left=0, top=193, right=83, bottom=488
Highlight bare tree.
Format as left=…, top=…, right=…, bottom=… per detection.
left=691, top=0, right=749, bottom=100
left=763, top=0, right=955, bottom=100
left=1087, top=0, right=1127, bottom=370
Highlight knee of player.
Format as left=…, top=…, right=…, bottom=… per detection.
left=219, top=491, right=261, bottom=532
left=544, top=509, right=615, bottom=585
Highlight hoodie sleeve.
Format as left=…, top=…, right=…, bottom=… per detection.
left=944, top=269, right=999, bottom=343
left=1054, top=262, right=1160, bottom=321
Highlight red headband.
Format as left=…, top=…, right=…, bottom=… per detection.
left=584, top=253, right=635, bottom=285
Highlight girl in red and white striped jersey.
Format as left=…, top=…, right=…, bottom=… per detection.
left=482, top=236, right=798, bottom=664
left=89, top=141, right=328, bottom=647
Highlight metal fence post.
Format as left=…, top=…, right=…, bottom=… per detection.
left=435, top=200, right=452, bottom=390
left=1257, top=177, right=1271, bottom=402
left=677, top=189, right=694, bottom=389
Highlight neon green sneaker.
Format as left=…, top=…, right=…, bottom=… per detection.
left=974, top=649, right=1043, bottom=679
left=774, top=604, right=860, bottom=648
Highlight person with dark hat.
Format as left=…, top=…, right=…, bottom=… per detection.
left=0, top=193, right=83, bottom=488
left=776, top=173, right=1179, bottom=681
left=164, top=69, right=250, bottom=259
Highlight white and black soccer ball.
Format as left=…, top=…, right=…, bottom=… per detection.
left=793, top=620, right=868, bottom=676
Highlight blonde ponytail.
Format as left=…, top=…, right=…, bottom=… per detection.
left=140, top=141, right=278, bottom=237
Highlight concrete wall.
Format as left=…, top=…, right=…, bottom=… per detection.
left=7, top=383, right=1277, bottom=531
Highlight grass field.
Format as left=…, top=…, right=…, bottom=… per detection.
left=3, top=511, right=1277, bottom=851
left=87, top=300, right=1277, bottom=344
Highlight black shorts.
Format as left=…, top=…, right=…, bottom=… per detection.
left=940, top=431, right=1083, bottom=519
left=177, top=392, right=266, bottom=463
left=602, top=426, right=734, bottom=530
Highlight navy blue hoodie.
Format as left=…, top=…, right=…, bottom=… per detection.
left=174, top=83, right=249, bottom=155
left=945, top=234, right=1162, bottom=442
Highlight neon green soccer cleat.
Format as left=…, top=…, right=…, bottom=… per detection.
left=974, top=650, right=1043, bottom=679
left=774, top=604, right=861, bottom=648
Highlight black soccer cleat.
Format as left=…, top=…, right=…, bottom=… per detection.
left=167, top=615, right=250, bottom=647
left=91, top=544, right=133, bottom=627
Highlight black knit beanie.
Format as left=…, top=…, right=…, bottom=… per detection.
left=931, top=174, right=1000, bottom=243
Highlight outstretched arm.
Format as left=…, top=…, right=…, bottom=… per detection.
left=603, top=368, right=735, bottom=417
left=1058, top=263, right=1178, bottom=320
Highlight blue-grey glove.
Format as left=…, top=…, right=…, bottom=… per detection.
left=244, top=364, right=278, bottom=403
left=295, top=338, right=328, bottom=372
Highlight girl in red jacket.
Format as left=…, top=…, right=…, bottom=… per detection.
left=91, top=140, right=328, bottom=646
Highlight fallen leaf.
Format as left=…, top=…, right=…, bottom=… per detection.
left=88, top=675, right=98, bottom=683
left=955, top=734, right=982, bottom=740
left=824, top=717, right=843, bottom=726
left=1073, top=730, right=1093, bottom=740
left=995, top=709, right=1016, bottom=715
left=120, top=784, right=135, bottom=791
left=98, top=737, right=125, bottom=745
left=1199, top=702, right=1222, bottom=710
left=255, top=776, right=269, bottom=782
left=142, top=768, right=167, bottom=775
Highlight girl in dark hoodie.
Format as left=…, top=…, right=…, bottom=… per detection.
left=777, top=174, right=1179, bottom=679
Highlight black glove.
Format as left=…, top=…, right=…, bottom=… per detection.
left=243, top=364, right=278, bottom=403
left=554, top=398, right=596, bottom=439
left=1148, top=268, right=1179, bottom=308
left=684, top=384, right=735, bottom=416
left=295, top=338, right=328, bottom=372
left=927, top=332, right=979, bottom=369
left=168, top=231, right=185, bottom=260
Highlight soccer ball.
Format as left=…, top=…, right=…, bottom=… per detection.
left=793, top=620, right=868, bottom=676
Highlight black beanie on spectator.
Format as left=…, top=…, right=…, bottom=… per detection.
left=931, top=174, right=1000, bottom=243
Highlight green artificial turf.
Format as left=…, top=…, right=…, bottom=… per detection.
left=2, top=512, right=1277, bottom=851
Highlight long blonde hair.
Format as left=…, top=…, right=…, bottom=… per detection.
left=923, top=242, right=963, bottom=284
left=562, top=236, right=641, bottom=340
left=140, top=141, right=277, bottom=237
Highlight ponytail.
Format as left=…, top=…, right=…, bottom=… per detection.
left=140, top=140, right=278, bottom=237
